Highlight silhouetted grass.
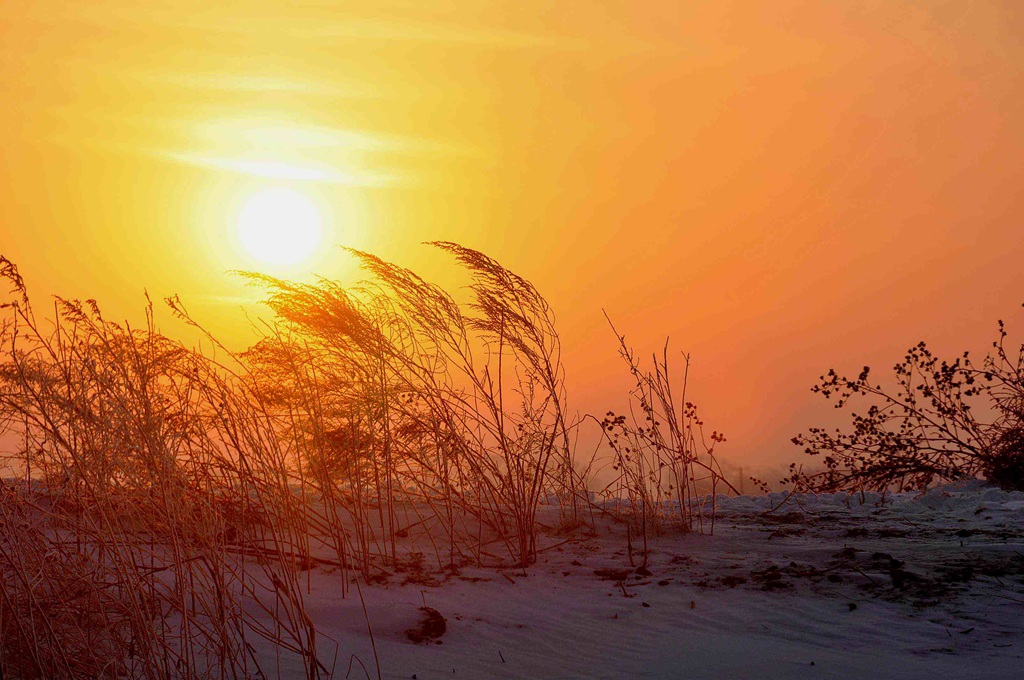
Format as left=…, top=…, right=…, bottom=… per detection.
left=595, top=315, right=737, bottom=566
left=0, top=246, right=729, bottom=679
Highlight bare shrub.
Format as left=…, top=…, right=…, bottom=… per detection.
left=791, top=306, right=1024, bottom=492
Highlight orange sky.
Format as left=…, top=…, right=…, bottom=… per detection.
left=2, top=1, right=1022, bottom=475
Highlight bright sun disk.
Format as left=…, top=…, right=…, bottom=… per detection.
left=237, top=187, right=323, bottom=265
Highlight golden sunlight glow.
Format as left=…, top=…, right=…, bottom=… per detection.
left=236, top=187, right=323, bottom=265
left=3, top=0, right=1023, bottom=473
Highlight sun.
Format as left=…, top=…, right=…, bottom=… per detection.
left=237, top=187, right=323, bottom=265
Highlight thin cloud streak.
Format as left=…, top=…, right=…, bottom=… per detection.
left=140, top=72, right=380, bottom=99
left=165, top=152, right=398, bottom=187
left=186, top=118, right=474, bottom=157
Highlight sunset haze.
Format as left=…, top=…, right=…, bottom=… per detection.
left=3, top=1, right=1022, bottom=472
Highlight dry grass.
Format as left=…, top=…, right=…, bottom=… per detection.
left=594, top=316, right=736, bottom=565
left=0, top=267, right=329, bottom=678
left=0, top=246, right=729, bottom=678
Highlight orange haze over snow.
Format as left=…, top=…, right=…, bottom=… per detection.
left=2, top=1, right=1022, bottom=474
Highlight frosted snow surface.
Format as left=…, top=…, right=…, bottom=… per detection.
left=265, top=482, right=1024, bottom=679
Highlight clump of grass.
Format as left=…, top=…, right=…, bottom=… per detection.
left=0, top=257, right=333, bottom=679
left=235, top=242, right=577, bottom=569
left=595, top=315, right=736, bottom=565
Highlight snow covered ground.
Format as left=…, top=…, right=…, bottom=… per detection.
left=270, top=481, right=1024, bottom=679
